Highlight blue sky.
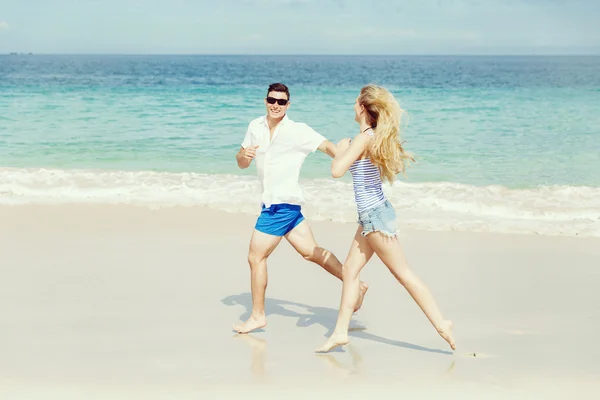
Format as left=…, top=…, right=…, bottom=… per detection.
left=1, top=0, right=598, bottom=54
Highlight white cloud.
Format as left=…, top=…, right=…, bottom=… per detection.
left=0, top=21, right=9, bottom=31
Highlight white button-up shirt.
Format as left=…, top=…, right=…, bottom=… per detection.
left=241, top=115, right=327, bottom=207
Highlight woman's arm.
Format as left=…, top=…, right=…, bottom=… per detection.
left=331, top=133, right=371, bottom=178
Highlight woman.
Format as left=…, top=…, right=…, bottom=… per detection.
left=315, top=84, right=455, bottom=353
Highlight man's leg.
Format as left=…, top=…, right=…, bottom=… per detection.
left=285, top=220, right=369, bottom=311
left=233, top=229, right=282, bottom=334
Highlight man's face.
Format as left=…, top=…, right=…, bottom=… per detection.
left=265, top=91, right=290, bottom=119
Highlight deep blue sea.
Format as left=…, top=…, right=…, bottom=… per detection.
left=1, top=55, right=599, bottom=236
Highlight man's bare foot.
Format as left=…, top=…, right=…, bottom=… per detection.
left=315, top=332, right=349, bottom=353
left=233, top=315, right=267, bottom=334
left=437, top=320, right=456, bottom=350
left=354, top=282, right=369, bottom=312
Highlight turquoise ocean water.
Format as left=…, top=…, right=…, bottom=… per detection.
left=1, top=55, right=599, bottom=236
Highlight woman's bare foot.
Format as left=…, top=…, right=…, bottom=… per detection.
left=354, top=282, right=369, bottom=312
left=233, top=314, right=267, bottom=334
left=437, top=320, right=456, bottom=350
left=315, top=332, right=349, bottom=353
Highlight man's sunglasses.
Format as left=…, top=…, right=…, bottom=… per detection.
left=266, top=97, right=289, bottom=106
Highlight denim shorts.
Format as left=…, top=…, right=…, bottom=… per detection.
left=357, top=200, right=397, bottom=237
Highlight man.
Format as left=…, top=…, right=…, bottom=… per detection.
left=234, top=83, right=368, bottom=334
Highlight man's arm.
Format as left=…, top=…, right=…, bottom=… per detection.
left=236, top=145, right=258, bottom=169
left=317, top=140, right=337, bottom=158
left=238, top=122, right=256, bottom=169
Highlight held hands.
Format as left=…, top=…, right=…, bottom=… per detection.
left=242, top=145, right=259, bottom=160
left=336, top=138, right=351, bottom=154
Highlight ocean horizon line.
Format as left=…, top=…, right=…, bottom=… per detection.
left=4, top=53, right=600, bottom=57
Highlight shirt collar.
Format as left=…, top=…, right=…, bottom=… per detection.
left=262, top=114, right=289, bottom=129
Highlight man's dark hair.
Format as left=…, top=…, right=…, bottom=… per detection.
left=267, top=83, right=290, bottom=100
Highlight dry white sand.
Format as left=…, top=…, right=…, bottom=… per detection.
left=1, top=205, right=599, bottom=399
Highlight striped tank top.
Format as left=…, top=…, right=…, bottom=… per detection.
left=349, top=128, right=386, bottom=214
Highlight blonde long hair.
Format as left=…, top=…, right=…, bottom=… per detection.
left=358, top=84, right=415, bottom=183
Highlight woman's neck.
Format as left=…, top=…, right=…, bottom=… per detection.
left=359, top=121, right=372, bottom=133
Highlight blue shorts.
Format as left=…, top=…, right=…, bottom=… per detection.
left=255, top=203, right=305, bottom=237
left=357, top=200, right=397, bottom=237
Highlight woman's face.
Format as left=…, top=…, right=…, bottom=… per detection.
left=354, top=96, right=364, bottom=123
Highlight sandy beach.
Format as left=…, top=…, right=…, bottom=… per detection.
left=1, top=204, right=599, bottom=399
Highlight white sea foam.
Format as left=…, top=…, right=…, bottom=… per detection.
left=1, top=167, right=599, bottom=237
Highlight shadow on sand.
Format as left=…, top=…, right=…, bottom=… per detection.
left=223, top=292, right=452, bottom=356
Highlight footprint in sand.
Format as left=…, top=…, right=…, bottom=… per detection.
left=461, top=352, right=496, bottom=359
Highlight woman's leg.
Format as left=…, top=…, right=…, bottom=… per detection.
left=315, top=226, right=374, bottom=353
left=367, top=232, right=456, bottom=350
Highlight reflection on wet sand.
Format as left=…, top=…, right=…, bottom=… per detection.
left=234, top=334, right=268, bottom=380
left=317, top=344, right=364, bottom=378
